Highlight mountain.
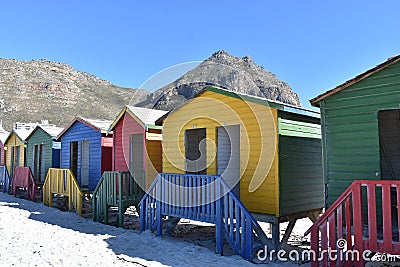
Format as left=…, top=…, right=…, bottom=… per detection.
left=0, top=59, right=148, bottom=130
left=0, top=51, right=301, bottom=130
left=137, top=50, right=301, bottom=110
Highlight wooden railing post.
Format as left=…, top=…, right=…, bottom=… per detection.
left=215, top=178, right=223, bottom=255
left=382, top=184, right=393, bottom=252
left=156, top=175, right=162, bottom=236
left=352, top=182, right=363, bottom=266
left=118, top=172, right=124, bottom=227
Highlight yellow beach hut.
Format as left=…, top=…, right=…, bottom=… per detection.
left=153, top=86, right=324, bottom=248
left=4, top=129, right=32, bottom=177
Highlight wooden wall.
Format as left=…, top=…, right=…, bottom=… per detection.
left=162, top=90, right=279, bottom=215
left=5, top=133, right=25, bottom=177
left=60, top=121, right=102, bottom=191
left=113, top=112, right=143, bottom=172
left=320, top=60, right=400, bottom=206
left=26, top=128, right=57, bottom=182
left=277, top=111, right=323, bottom=217
left=0, top=141, right=4, bottom=166
left=112, top=112, right=163, bottom=189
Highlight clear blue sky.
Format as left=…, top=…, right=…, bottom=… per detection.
left=1, top=1, right=399, bottom=108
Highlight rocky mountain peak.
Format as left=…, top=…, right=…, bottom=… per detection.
left=137, top=50, right=301, bottom=110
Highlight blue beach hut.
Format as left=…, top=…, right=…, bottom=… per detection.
left=57, top=117, right=113, bottom=191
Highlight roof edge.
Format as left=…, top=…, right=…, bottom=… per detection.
left=310, top=54, right=400, bottom=107
left=57, top=117, right=103, bottom=139
left=156, top=85, right=319, bottom=125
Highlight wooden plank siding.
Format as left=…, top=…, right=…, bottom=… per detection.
left=60, top=121, right=103, bottom=191
left=278, top=111, right=323, bottom=216
left=0, top=141, right=4, bottom=166
left=112, top=111, right=163, bottom=190
left=5, top=133, right=26, bottom=177
left=320, top=61, right=400, bottom=206
left=162, top=90, right=280, bottom=215
left=113, top=113, right=143, bottom=172
left=26, top=127, right=57, bottom=182
left=146, top=138, right=162, bottom=188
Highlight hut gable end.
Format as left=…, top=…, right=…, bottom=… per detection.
left=312, top=57, right=400, bottom=206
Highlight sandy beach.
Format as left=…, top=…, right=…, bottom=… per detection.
left=0, top=192, right=312, bottom=266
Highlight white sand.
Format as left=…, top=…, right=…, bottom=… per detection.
left=0, top=192, right=309, bottom=266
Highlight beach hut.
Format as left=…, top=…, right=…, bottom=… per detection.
left=109, top=105, right=168, bottom=187
left=310, top=55, right=400, bottom=206
left=25, top=125, right=63, bottom=182
left=306, top=55, right=400, bottom=265
left=0, top=121, right=10, bottom=166
left=140, top=86, right=323, bottom=257
left=57, top=117, right=113, bottom=191
left=4, top=128, right=32, bottom=177
left=92, top=106, right=168, bottom=226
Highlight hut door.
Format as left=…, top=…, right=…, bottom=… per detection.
left=129, top=133, right=145, bottom=185
left=81, top=140, right=90, bottom=188
left=33, top=145, right=39, bottom=179
left=185, top=128, right=207, bottom=174
left=379, top=110, right=400, bottom=180
left=32, top=144, right=45, bottom=181
left=40, top=144, right=45, bottom=181
left=217, top=125, right=240, bottom=197
left=70, top=142, right=78, bottom=178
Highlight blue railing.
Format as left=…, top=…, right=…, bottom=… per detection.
left=0, top=166, right=10, bottom=193
left=139, top=173, right=271, bottom=261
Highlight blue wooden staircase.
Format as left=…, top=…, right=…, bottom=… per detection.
left=139, top=173, right=272, bottom=261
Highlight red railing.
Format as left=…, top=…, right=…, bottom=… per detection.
left=305, top=180, right=400, bottom=266
left=11, top=166, right=38, bottom=201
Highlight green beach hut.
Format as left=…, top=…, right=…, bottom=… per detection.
left=26, top=125, right=63, bottom=182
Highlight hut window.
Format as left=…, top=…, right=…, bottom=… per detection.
left=185, top=128, right=207, bottom=175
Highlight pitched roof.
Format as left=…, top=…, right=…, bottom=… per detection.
left=4, top=128, right=34, bottom=144
left=0, top=132, right=9, bottom=144
left=0, top=124, right=10, bottom=144
left=57, top=117, right=113, bottom=139
left=126, top=106, right=168, bottom=125
left=79, top=117, right=113, bottom=132
left=155, top=86, right=320, bottom=125
left=39, top=125, right=64, bottom=138
left=310, top=54, right=400, bottom=107
left=109, top=105, right=168, bottom=131
left=26, top=125, right=64, bottom=140
left=14, top=129, right=33, bottom=141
